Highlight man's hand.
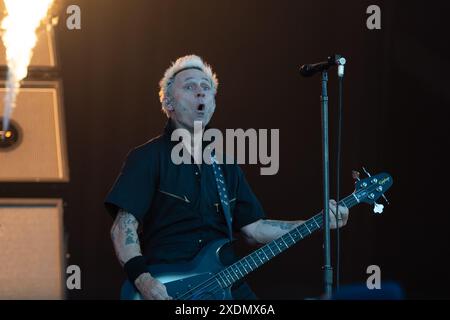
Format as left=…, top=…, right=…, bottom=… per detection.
left=328, top=199, right=349, bottom=229
left=134, top=272, right=172, bottom=300
left=240, top=199, right=350, bottom=245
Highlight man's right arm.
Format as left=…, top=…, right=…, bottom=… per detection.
left=110, top=209, right=171, bottom=300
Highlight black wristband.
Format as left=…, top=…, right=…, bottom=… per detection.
left=124, top=255, right=148, bottom=284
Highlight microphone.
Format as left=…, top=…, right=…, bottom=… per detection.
left=300, top=54, right=346, bottom=77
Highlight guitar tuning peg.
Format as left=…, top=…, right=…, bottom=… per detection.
left=351, top=170, right=361, bottom=181
left=373, top=202, right=384, bottom=214
left=362, top=166, right=390, bottom=205
left=362, top=167, right=372, bottom=177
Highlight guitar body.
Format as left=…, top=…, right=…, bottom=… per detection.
left=120, top=172, right=393, bottom=300
left=120, top=238, right=233, bottom=300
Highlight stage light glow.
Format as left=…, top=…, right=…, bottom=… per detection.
left=1, top=0, right=55, bottom=131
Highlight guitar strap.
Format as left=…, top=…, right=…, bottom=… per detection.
left=210, top=152, right=234, bottom=242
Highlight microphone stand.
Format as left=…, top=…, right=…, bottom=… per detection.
left=301, top=54, right=346, bottom=299
left=320, top=70, right=333, bottom=299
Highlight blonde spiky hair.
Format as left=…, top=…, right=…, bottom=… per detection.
left=159, top=55, right=219, bottom=116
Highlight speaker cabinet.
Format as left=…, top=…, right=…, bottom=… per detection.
left=0, top=2, right=57, bottom=68
left=0, top=80, right=70, bottom=182
left=0, top=198, right=65, bottom=299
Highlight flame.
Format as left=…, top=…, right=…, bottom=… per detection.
left=1, top=0, right=55, bottom=133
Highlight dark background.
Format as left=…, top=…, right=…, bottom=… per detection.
left=1, top=0, right=449, bottom=299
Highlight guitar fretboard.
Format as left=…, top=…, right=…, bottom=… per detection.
left=214, top=195, right=358, bottom=288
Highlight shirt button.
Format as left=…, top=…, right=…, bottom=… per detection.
left=195, top=172, right=199, bottom=176
left=198, top=239, right=203, bottom=244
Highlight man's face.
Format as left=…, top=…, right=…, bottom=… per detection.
left=169, top=69, right=216, bottom=131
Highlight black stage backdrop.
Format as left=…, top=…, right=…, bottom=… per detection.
left=1, top=0, right=449, bottom=300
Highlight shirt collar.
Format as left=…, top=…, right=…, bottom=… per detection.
left=163, top=119, right=212, bottom=139
left=163, top=119, right=214, bottom=154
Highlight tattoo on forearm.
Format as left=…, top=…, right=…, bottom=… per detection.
left=261, top=220, right=298, bottom=231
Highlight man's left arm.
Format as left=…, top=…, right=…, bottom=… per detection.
left=241, top=199, right=349, bottom=245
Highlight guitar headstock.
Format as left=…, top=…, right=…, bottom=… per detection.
left=353, top=172, right=393, bottom=214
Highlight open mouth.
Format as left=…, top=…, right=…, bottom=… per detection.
left=197, top=104, right=205, bottom=111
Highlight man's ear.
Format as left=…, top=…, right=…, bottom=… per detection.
left=164, top=97, right=174, bottom=111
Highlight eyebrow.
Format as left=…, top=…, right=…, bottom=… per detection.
left=183, top=77, right=211, bottom=84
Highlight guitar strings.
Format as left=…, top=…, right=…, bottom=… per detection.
left=176, top=195, right=360, bottom=300
left=175, top=187, right=378, bottom=299
left=176, top=199, right=354, bottom=299
left=174, top=212, right=322, bottom=300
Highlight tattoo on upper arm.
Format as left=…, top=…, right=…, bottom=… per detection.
left=125, top=228, right=139, bottom=245
left=113, top=210, right=140, bottom=246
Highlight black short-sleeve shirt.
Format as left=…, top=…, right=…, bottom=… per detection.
left=105, top=121, right=265, bottom=299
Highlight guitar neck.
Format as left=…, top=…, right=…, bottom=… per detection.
left=214, top=194, right=359, bottom=288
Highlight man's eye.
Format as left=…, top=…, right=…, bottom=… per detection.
left=202, top=85, right=211, bottom=91
left=185, top=85, right=194, bottom=90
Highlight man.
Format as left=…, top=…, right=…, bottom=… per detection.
left=105, top=55, right=349, bottom=300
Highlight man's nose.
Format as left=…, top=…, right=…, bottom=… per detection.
left=196, top=91, right=205, bottom=98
